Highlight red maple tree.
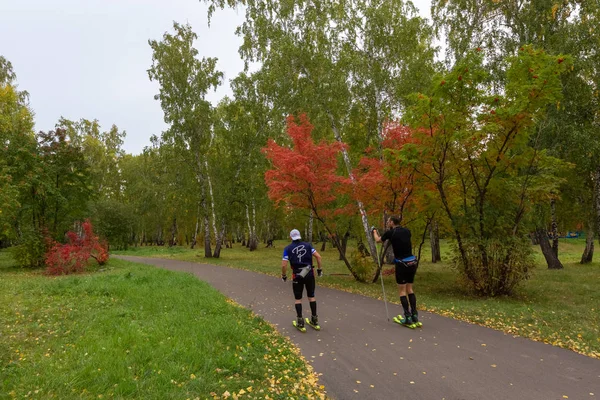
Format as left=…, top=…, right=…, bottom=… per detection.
left=263, top=115, right=371, bottom=280
left=263, top=114, right=348, bottom=220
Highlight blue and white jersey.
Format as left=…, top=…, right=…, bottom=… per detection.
left=283, top=240, right=316, bottom=272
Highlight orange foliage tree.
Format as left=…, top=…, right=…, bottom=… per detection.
left=401, top=47, right=572, bottom=295
left=353, top=123, right=417, bottom=222
left=352, top=123, right=440, bottom=281
left=263, top=114, right=367, bottom=280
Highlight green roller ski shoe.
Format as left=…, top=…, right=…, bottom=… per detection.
left=305, top=316, right=321, bottom=331
left=292, top=318, right=306, bottom=332
left=393, top=315, right=416, bottom=329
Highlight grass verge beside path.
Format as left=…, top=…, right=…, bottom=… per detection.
left=0, top=252, right=326, bottom=400
left=114, top=239, right=600, bottom=359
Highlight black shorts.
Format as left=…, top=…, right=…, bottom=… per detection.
left=292, top=274, right=316, bottom=299
left=395, top=261, right=417, bottom=284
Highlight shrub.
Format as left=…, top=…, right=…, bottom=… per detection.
left=451, top=237, right=534, bottom=296
left=10, top=230, right=47, bottom=268
left=349, top=250, right=374, bottom=282
left=45, top=220, right=109, bottom=275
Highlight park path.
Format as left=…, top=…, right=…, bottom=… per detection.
left=115, top=256, right=600, bottom=400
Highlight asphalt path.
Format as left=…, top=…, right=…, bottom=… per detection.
left=116, top=256, right=600, bottom=400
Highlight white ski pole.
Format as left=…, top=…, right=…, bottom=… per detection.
left=376, top=241, right=390, bottom=321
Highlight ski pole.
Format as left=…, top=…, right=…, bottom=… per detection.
left=376, top=241, right=390, bottom=321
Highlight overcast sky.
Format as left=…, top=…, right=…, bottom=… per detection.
left=0, top=0, right=431, bottom=155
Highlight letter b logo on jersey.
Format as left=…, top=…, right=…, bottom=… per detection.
left=292, top=245, right=307, bottom=263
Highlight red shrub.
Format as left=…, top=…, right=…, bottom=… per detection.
left=45, top=220, right=109, bottom=275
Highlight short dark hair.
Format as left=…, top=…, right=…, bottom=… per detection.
left=389, top=216, right=401, bottom=225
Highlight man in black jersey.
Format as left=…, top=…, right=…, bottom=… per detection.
left=373, top=216, right=419, bottom=326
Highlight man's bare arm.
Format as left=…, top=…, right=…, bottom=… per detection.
left=313, top=251, right=322, bottom=269
left=373, top=228, right=383, bottom=243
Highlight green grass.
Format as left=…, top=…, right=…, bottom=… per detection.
left=0, top=252, right=326, bottom=400
left=114, top=238, right=600, bottom=358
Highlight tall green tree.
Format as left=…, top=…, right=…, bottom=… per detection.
left=36, top=128, right=92, bottom=238
left=0, top=72, right=36, bottom=242
left=57, top=118, right=126, bottom=200
left=148, top=22, right=223, bottom=257
left=213, top=73, right=281, bottom=251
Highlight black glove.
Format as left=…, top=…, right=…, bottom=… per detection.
left=317, top=268, right=323, bottom=277
left=281, top=274, right=287, bottom=282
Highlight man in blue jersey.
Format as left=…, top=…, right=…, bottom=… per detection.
left=281, top=229, right=323, bottom=329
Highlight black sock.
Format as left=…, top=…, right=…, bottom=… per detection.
left=295, top=303, right=302, bottom=318
left=408, top=293, right=417, bottom=315
left=309, top=301, right=317, bottom=316
left=400, top=296, right=410, bottom=318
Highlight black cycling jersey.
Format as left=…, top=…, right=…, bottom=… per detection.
left=381, top=226, right=413, bottom=260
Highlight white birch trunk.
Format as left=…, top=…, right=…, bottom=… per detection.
left=327, top=111, right=378, bottom=263
left=205, top=158, right=219, bottom=242
left=250, top=201, right=258, bottom=250
left=191, top=204, right=200, bottom=249
left=246, top=204, right=252, bottom=244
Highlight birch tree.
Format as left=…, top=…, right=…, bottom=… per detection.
left=148, top=22, right=223, bottom=257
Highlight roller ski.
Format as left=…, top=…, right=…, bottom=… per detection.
left=393, top=315, right=416, bottom=329
left=305, top=316, right=321, bottom=331
left=411, top=313, right=423, bottom=328
left=292, top=318, right=306, bottom=332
